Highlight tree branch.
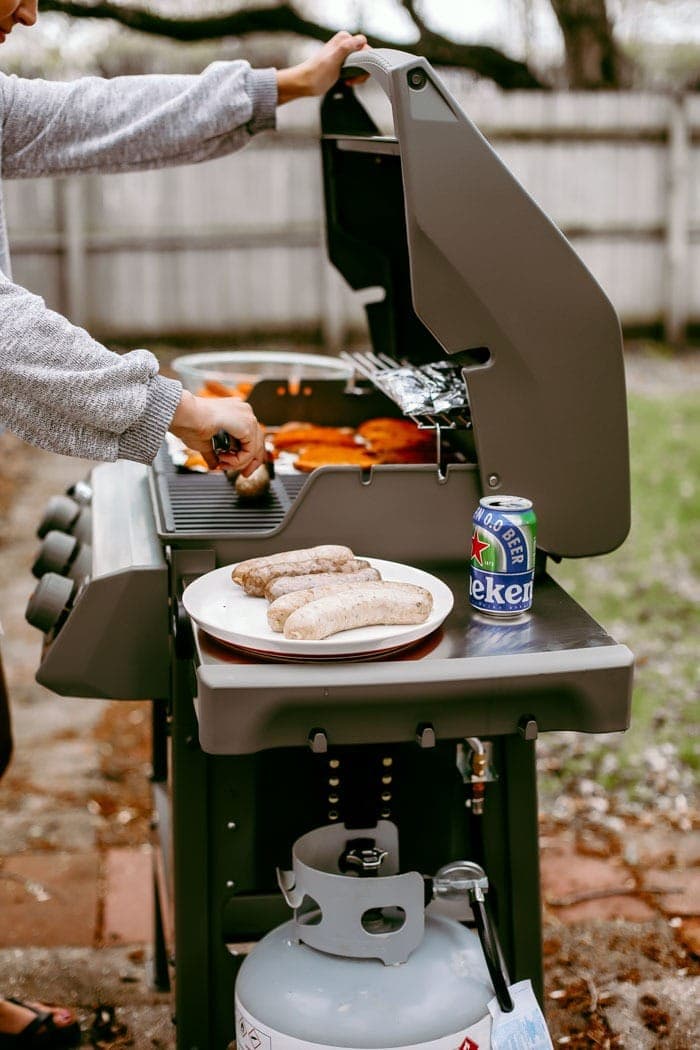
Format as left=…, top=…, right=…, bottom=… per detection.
left=399, top=0, right=428, bottom=36
left=39, top=0, right=547, bottom=90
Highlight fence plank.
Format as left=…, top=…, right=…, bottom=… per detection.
left=56, top=177, right=87, bottom=326
left=5, top=91, right=699, bottom=344
left=666, top=96, right=690, bottom=344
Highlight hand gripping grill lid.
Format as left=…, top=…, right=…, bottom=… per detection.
left=321, top=49, right=630, bottom=559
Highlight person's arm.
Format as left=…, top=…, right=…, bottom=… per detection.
left=0, top=271, right=265, bottom=471
left=0, top=61, right=277, bottom=179
left=0, top=32, right=364, bottom=465
left=0, top=32, right=367, bottom=179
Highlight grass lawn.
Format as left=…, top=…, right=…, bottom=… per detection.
left=544, top=382, right=700, bottom=817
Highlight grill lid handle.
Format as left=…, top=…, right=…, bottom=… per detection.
left=341, top=48, right=424, bottom=100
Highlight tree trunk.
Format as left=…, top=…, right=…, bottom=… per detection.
left=550, top=0, right=630, bottom=88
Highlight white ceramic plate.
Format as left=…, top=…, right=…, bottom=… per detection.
left=182, top=557, right=454, bottom=660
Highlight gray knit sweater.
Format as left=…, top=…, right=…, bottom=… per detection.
left=0, top=62, right=277, bottom=463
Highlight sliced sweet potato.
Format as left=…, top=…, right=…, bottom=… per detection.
left=293, top=445, right=379, bottom=473
left=273, top=424, right=359, bottom=452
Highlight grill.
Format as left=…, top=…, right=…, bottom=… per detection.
left=26, top=49, right=633, bottom=1050
left=153, top=451, right=307, bottom=534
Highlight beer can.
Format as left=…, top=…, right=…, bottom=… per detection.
left=469, top=495, right=537, bottom=618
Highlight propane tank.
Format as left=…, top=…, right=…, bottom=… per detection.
left=235, top=821, right=512, bottom=1049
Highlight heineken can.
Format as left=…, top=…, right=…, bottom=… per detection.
left=469, top=495, right=537, bottom=618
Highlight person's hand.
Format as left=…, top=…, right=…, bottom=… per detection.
left=276, top=31, right=369, bottom=104
left=170, top=390, right=265, bottom=473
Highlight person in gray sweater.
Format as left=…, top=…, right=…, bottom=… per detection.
left=0, top=1, right=367, bottom=1042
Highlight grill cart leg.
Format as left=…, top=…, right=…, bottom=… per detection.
left=152, top=863, right=170, bottom=993
left=481, top=734, right=543, bottom=1002
left=151, top=699, right=170, bottom=993
left=171, top=674, right=240, bottom=1049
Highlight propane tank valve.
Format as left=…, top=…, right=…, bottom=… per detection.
left=339, top=838, right=388, bottom=876
left=432, top=859, right=489, bottom=900
left=429, top=860, right=514, bottom=1014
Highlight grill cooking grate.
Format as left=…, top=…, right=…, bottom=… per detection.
left=153, top=456, right=307, bottom=535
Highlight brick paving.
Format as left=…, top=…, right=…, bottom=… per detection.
left=0, top=845, right=152, bottom=950
left=540, top=834, right=658, bottom=922
left=103, top=848, right=153, bottom=947
left=0, top=853, right=100, bottom=948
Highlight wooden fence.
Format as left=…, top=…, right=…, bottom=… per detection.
left=5, top=82, right=700, bottom=348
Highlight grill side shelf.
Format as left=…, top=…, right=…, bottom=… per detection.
left=193, top=645, right=633, bottom=755
left=189, top=574, right=633, bottom=755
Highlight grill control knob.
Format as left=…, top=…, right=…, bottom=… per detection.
left=37, top=495, right=80, bottom=538
left=70, top=509, right=92, bottom=545
left=25, top=573, right=76, bottom=634
left=32, top=530, right=78, bottom=579
left=67, top=479, right=93, bottom=506
left=69, top=543, right=92, bottom=582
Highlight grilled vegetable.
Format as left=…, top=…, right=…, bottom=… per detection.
left=233, top=463, right=271, bottom=500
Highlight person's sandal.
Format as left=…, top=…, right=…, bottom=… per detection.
left=0, top=998, right=81, bottom=1048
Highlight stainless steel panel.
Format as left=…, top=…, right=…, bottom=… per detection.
left=35, top=461, right=170, bottom=699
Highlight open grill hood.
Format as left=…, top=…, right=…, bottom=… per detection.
left=321, top=50, right=630, bottom=559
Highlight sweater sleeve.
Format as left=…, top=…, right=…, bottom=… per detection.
left=0, top=62, right=277, bottom=178
left=0, top=270, right=182, bottom=463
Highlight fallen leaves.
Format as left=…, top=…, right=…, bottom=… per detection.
left=638, top=992, right=671, bottom=1035
left=548, top=975, right=623, bottom=1047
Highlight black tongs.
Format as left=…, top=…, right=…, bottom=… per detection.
left=211, top=430, right=274, bottom=478
left=211, top=429, right=238, bottom=456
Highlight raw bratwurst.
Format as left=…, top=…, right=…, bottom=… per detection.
left=232, top=545, right=355, bottom=597
left=264, top=560, right=378, bottom=601
left=283, top=581, right=433, bottom=640
left=268, top=576, right=390, bottom=632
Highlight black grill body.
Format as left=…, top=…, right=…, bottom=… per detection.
left=27, top=51, right=634, bottom=1050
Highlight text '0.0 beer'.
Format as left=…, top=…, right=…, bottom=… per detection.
left=469, top=496, right=537, bottom=617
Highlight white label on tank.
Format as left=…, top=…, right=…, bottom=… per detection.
left=235, top=998, right=492, bottom=1050
left=488, top=981, right=553, bottom=1050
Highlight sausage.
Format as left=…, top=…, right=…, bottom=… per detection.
left=233, top=463, right=271, bottom=500
left=264, top=560, right=377, bottom=601
left=245, top=553, right=360, bottom=597
left=268, top=575, right=387, bottom=632
left=233, top=544, right=354, bottom=584
left=232, top=545, right=354, bottom=597
left=283, top=581, right=433, bottom=640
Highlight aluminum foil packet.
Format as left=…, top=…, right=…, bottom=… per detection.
left=375, top=360, right=468, bottom=417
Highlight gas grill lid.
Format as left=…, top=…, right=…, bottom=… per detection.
left=321, top=50, right=630, bottom=559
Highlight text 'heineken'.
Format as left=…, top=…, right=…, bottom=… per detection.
left=469, top=495, right=537, bottom=618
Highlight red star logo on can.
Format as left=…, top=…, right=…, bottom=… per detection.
left=458, top=1038, right=479, bottom=1050
left=471, top=530, right=489, bottom=565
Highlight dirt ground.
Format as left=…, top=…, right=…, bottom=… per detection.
left=0, top=346, right=698, bottom=1048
